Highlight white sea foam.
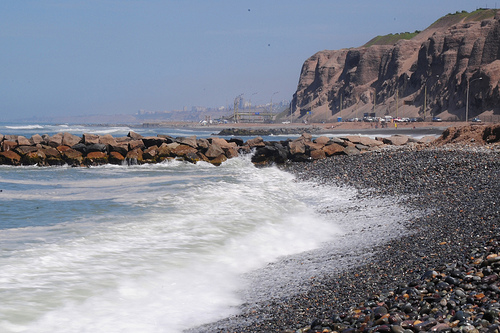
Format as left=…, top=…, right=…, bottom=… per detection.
left=0, top=156, right=410, bottom=333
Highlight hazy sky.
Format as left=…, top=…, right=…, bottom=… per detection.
left=1, top=0, right=492, bottom=120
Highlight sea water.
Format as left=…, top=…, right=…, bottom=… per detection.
left=0, top=124, right=413, bottom=332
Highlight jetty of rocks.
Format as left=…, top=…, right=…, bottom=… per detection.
left=0, top=130, right=437, bottom=167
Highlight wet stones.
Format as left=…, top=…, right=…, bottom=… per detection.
left=0, top=125, right=496, bottom=167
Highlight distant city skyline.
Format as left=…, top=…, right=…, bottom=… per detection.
left=1, top=1, right=490, bottom=121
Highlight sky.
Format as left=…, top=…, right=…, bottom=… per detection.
left=0, top=0, right=493, bottom=121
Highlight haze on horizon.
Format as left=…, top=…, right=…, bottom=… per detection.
left=0, top=0, right=490, bottom=122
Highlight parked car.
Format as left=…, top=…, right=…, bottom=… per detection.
left=432, top=117, right=442, bottom=122
left=471, top=117, right=482, bottom=122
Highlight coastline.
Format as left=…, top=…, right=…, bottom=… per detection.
left=191, top=144, right=499, bottom=332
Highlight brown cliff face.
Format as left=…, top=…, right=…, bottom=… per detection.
left=292, top=9, right=500, bottom=122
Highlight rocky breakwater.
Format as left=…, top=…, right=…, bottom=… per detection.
left=0, top=131, right=244, bottom=167
left=0, top=129, right=437, bottom=167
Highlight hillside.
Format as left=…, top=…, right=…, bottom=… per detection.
left=292, top=9, right=500, bottom=123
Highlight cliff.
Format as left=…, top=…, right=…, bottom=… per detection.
left=292, top=9, right=500, bottom=122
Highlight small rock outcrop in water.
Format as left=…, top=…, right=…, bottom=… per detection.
left=0, top=124, right=498, bottom=166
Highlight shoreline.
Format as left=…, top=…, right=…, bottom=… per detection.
left=191, top=145, right=499, bottom=332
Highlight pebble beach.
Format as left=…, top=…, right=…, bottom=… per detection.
left=194, top=143, right=499, bottom=332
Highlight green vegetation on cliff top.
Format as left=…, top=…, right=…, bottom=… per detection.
left=363, top=8, right=497, bottom=47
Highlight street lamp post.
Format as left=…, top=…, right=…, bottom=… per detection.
left=466, top=77, right=483, bottom=122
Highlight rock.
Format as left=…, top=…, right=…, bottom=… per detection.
left=344, top=145, right=361, bottom=155
left=1, top=140, right=17, bottom=152
left=246, top=137, right=266, bottom=148
left=171, top=144, right=198, bottom=158
left=16, top=136, right=31, bottom=146
left=86, top=143, right=108, bottom=153
left=157, top=134, right=174, bottom=143
left=21, top=150, right=46, bottom=165
left=223, top=147, right=239, bottom=159
left=305, top=141, right=324, bottom=151
left=314, top=136, right=331, bottom=145
left=40, top=147, right=63, bottom=165
left=228, top=137, right=244, bottom=146
left=0, top=151, right=21, bottom=165
left=109, top=143, right=129, bottom=157
left=310, top=149, right=326, bottom=160
left=251, top=143, right=288, bottom=165
left=143, top=146, right=159, bottom=160
left=142, top=136, right=166, bottom=148
left=71, top=143, right=88, bottom=154
left=127, top=131, right=143, bottom=140
left=289, top=140, right=306, bottom=155
left=84, top=151, right=108, bottom=166
left=175, top=136, right=197, bottom=148
left=383, top=135, right=410, bottom=146
left=98, top=134, right=117, bottom=146
left=323, top=143, right=345, bottom=156
left=128, top=139, right=145, bottom=151
left=82, top=133, right=99, bottom=144
left=61, top=148, right=83, bottom=166
left=418, top=136, right=437, bottom=144
left=196, top=138, right=210, bottom=150
left=15, top=145, right=38, bottom=155
left=30, top=134, right=44, bottom=145
left=209, top=153, right=227, bottom=166
left=46, top=133, right=63, bottom=147
left=126, top=148, right=143, bottom=164
left=205, top=143, right=225, bottom=159
left=209, top=137, right=232, bottom=149
left=109, top=151, right=125, bottom=165
left=157, top=143, right=172, bottom=158
left=62, top=133, right=81, bottom=147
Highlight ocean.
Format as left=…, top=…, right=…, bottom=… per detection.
left=0, top=123, right=413, bottom=332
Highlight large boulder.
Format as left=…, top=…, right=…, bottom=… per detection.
left=62, top=133, right=81, bottom=147
left=129, top=139, right=145, bottom=151
left=98, top=134, right=117, bottom=146
left=83, top=133, right=99, bottom=144
left=109, top=142, right=129, bottom=157
left=383, top=135, right=410, bottom=146
left=2, top=140, right=17, bottom=152
left=209, top=153, right=227, bottom=166
left=61, top=148, right=83, bottom=166
left=323, top=143, right=345, bottom=156
left=289, top=140, right=306, bottom=155
left=205, top=143, right=225, bottom=159
left=128, top=131, right=143, bottom=140
left=15, top=145, right=38, bottom=156
left=126, top=148, right=143, bottom=164
left=84, top=152, right=108, bottom=166
left=86, top=143, right=108, bottom=153
left=30, top=134, right=44, bottom=145
left=251, top=143, right=288, bottom=165
left=143, top=146, right=159, bottom=161
left=142, top=136, right=166, bottom=148
left=40, top=147, right=64, bottom=165
left=0, top=151, right=21, bottom=165
left=246, top=137, right=266, bottom=148
left=47, top=133, right=63, bottom=147
left=175, top=136, right=197, bottom=148
left=17, top=136, right=31, bottom=146
left=21, top=150, right=46, bottom=165
left=172, top=144, right=198, bottom=158
left=109, top=151, right=125, bottom=165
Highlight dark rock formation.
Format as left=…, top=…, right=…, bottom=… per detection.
left=0, top=125, right=497, bottom=167
left=292, top=9, right=500, bottom=122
